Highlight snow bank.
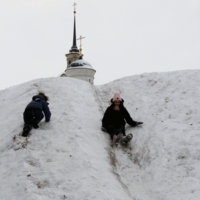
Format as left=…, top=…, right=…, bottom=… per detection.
left=96, top=70, right=200, bottom=200
left=1, top=70, right=200, bottom=200
left=0, top=77, right=132, bottom=200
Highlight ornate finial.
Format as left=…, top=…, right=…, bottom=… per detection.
left=73, top=2, right=77, bottom=14
left=77, top=35, right=85, bottom=57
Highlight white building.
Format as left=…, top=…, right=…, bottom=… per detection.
left=60, top=6, right=96, bottom=84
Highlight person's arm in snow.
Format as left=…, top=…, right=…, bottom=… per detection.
left=42, top=101, right=51, bottom=122
left=123, top=107, right=143, bottom=127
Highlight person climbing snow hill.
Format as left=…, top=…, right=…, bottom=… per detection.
left=102, top=93, right=143, bottom=145
left=22, top=92, right=51, bottom=137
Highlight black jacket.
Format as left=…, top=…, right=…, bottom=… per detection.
left=25, top=94, right=51, bottom=122
left=102, top=106, right=137, bottom=128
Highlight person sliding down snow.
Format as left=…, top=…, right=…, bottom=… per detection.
left=102, top=93, right=143, bottom=145
left=22, top=92, right=51, bottom=137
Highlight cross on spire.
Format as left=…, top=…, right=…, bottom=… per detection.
left=73, top=2, right=77, bottom=14
left=77, top=35, right=85, bottom=57
left=77, top=35, right=85, bottom=48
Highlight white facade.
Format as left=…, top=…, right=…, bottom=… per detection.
left=61, top=58, right=96, bottom=84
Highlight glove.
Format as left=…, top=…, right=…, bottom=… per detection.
left=135, top=122, right=143, bottom=126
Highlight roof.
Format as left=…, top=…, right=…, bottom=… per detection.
left=68, top=57, right=93, bottom=69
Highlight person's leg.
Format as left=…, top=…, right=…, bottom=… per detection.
left=32, top=109, right=44, bottom=128
left=112, top=126, right=125, bottom=143
left=116, top=126, right=125, bottom=136
left=106, top=125, right=123, bottom=143
left=23, top=110, right=33, bottom=136
left=105, top=125, right=117, bottom=140
left=121, top=134, right=133, bottom=145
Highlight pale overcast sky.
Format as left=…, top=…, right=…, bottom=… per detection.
left=0, top=0, right=200, bottom=90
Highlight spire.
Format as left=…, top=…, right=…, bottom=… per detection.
left=69, top=3, right=79, bottom=53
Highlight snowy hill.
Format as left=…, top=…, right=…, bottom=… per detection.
left=1, top=70, right=200, bottom=200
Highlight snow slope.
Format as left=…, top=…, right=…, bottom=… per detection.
left=1, top=70, right=200, bottom=200
left=96, top=70, right=200, bottom=200
left=0, top=78, right=132, bottom=200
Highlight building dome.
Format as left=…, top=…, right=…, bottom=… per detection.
left=62, top=56, right=96, bottom=84
left=68, top=57, right=93, bottom=69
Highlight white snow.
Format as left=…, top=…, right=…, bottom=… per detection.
left=1, top=70, right=200, bottom=200
left=69, top=58, right=93, bottom=69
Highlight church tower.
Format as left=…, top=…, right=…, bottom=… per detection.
left=61, top=3, right=96, bottom=84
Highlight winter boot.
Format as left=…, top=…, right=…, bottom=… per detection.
left=33, top=123, right=39, bottom=129
left=121, top=134, right=133, bottom=145
left=22, top=125, right=30, bottom=137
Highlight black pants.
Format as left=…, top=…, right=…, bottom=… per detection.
left=104, top=124, right=125, bottom=139
left=23, top=109, right=44, bottom=131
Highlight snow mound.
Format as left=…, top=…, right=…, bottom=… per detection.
left=96, top=70, right=200, bottom=200
left=1, top=70, right=200, bottom=200
left=0, top=77, right=131, bottom=200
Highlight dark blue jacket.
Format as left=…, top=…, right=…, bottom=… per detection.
left=25, top=94, right=51, bottom=122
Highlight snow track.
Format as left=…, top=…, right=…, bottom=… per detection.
left=93, top=85, right=134, bottom=199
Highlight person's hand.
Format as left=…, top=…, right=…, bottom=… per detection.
left=136, top=122, right=143, bottom=126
